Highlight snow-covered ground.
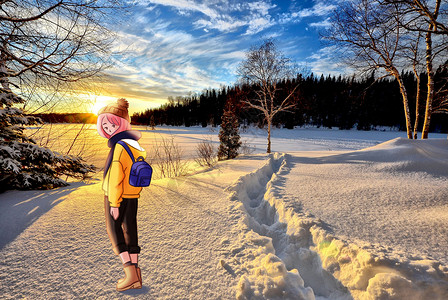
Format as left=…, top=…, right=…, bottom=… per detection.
left=1, top=125, right=448, bottom=299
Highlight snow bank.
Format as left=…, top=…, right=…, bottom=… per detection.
left=223, top=144, right=448, bottom=299
left=223, top=154, right=348, bottom=299
left=357, top=137, right=448, bottom=176
left=309, top=138, right=448, bottom=299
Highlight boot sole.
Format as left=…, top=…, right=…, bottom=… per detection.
left=116, top=280, right=142, bottom=292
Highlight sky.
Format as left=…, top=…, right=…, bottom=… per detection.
left=90, top=0, right=345, bottom=115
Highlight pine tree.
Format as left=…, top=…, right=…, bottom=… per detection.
left=150, top=114, right=156, bottom=130
left=218, top=104, right=241, bottom=160
left=0, top=77, right=95, bottom=192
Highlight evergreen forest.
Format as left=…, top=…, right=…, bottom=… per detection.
left=132, top=66, right=448, bottom=134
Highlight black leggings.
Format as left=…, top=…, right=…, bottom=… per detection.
left=104, top=196, right=140, bottom=255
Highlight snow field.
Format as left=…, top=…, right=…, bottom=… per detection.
left=5, top=125, right=448, bottom=299
left=0, top=153, right=271, bottom=299
left=222, top=146, right=448, bottom=299
left=292, top=138, right=448, bottom=299
left=224, top=153, right=349, bottom=299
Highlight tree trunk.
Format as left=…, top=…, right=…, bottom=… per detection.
left=422, top=29, right=434, bottom=139
left=393, top=71, right=413, bottom=139
left=267, top=119, right=271, bottom=153
left=413, top=76, right=421, bottom=139
left=0, top=47, right=10, bottom=91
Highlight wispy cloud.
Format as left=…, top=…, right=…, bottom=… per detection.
left=280, top=1, right=336, bottom=24
left=102, top=19, right=247, bottom=108
left=248, top=1, right=276, bottom=16
left=193, top=17, right=247, bottom=33
left=98, top=0, right=284, bottom=106
left=296, top=2, right=336, bottom=18
left=309, top=17, right=332, bottom=28
left=140, top=0, right=278, bottom=34
left=142, top=0, right=221, bottom=19
left=83, top=0, right=344, bottom=112
left=307, top=46, right=353, bottom=75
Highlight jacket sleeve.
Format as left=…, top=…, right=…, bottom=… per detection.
left=108, top=146, right=126, bottom=207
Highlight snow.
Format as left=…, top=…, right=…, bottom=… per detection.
left=1, top=125, right=448, bottom=299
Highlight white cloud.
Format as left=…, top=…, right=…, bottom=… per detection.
left=98, top=0, right=341, bottom=109
left=307, top=46, right=353, bottom=75
left=144, top=0, right=220, bottom=19
left=218, top=50, right=246, bottom=60
left=194, top=17, right=246, bottom=32
left=138, top=0, right=277, bottom=35
left=247, top=1, right=276, bottom=16
left=297, top=2, right=336, bottom=18
left=105, top=21, right=247, bottom=105
left=280, top=1, right=337, bottom=24
left=309, top=17, right=332, bottom=28
left=245, top=15, right=274, bottom=35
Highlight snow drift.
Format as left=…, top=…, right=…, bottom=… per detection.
left=224, top=153, right=349, bottom=299
left=2, top=125, right=448, bottom=299
left=223, top=139, right=448, bottom=299
left=324, top=137, right=448, bottom=177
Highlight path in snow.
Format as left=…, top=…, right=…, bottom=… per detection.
left=223, top=140, right=448, bottom=299
left=0, top=155, right=268, bottom=299
left=224, top=153, right=351, bottom=299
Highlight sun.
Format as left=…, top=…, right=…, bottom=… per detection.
left=91, top=96, right=116, bottom=115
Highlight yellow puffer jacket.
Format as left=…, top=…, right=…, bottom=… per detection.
left=103, top=139, right=146, bottom=207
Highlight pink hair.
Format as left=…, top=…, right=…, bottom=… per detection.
left=97, top=113, right=131, bottom=139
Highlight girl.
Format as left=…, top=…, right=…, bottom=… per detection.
left=97, top=98, right=145, bottom=291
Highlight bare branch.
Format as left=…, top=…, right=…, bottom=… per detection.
left=0, top=1, right=63, bottom=22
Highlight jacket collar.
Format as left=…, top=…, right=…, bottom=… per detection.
left=107, top=130, right=141, bottom=148
left=104, top=130, right=142, bottom=178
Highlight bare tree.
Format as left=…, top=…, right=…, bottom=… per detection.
left=432, top=66, right=448, bottom=117
left=388, top=0, right=448, bottom=34
left=195, top=139, right=217, bottom=167
left=324, top=0, right=415, bottom=138
left=0, top=0, right=124, bottom=190
left=385, top=0, right=448, bottom=138
left=0, top=0, right=121, bottom=111
left=238, top=39, right=299, bottom=153
left=406, top=31, right=425, bottom=139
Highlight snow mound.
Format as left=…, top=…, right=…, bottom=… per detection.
left=224, top=153, right=348, bottom=299
left=223, top=150, right=448, bottom=299
left=324, top=137, right=448, bottom=177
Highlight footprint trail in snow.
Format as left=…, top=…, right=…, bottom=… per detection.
left=224, top=153, right=350, bottom=299
left=224, top=151, right=448, bottom=300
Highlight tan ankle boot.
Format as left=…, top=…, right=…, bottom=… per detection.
left=137, top=267, right=142, bottom=285
left=118, top=266, right=142, bottom=285
left=116, top=265, right=142, bottom=291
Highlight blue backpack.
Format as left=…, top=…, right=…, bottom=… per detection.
left=118, top=141, right=152, bottom=187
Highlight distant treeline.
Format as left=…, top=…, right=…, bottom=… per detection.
left=33, top=113, right=98, bottom=124
left=132, top=68, right=448, bottom=133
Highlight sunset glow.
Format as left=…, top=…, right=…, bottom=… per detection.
left=104, top=0, right=344, bottom=113
left=90, top=96, right=117, bottom=115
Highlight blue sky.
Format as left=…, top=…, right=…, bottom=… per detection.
left=92, top=0, right=345, bottom=114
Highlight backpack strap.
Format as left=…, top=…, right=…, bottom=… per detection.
left=117, top=141, right=135, bottom=163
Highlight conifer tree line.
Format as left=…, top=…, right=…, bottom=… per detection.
left=132, top=64, right=448, bottom=133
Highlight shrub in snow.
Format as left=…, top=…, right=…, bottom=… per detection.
left=195, top=139, right=217, bottom=167
left=0, top=87, right=95, bottom=192
left=218, top=105, right=241, bottom=160
left=151, top=134, right=188, bottom=178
